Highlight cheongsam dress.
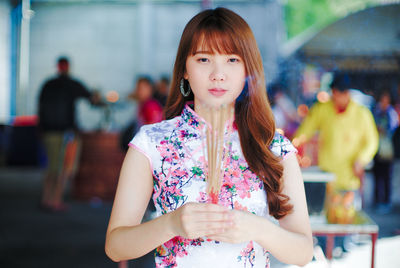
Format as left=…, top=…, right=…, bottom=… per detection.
left=129, top=104, right=297, bottom=268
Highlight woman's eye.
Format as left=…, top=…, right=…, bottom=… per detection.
left=198, top=58, right=209, bottom=63
left=228, top=58, right=240, bottom=63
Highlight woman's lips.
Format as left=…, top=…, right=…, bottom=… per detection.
left=208, top=88, right=227, bottom=97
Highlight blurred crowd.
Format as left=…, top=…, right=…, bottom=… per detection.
left=35, top=57, right=399, bottom=218
left=36, top=56, right=170, bottom=211
left=269, top=72, right=399, bottom=218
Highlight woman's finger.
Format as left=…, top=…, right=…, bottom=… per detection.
left=187, top=202, right=229, bottom=213
left=188, top=210, right=233, bottom=223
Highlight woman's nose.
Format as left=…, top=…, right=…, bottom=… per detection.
left=209, top=64, right=226, bottom=81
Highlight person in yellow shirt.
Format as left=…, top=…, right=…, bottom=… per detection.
left=294, top=73, right=379, bottom=194
left=294, top=72, right=379, bottom=255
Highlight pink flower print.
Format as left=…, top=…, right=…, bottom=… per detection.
left=165, top=185, right=181, bottom=196
left=161, top=255, right=176, bottom=267
left=162, top=237, right=189, bottom=260
left=242, top=169, right=256, bottom=182
left=226, top=167, right=241, bottom=178
left=175, top=248, right=187, bottom=258
left=171, top=168, right=188, bottom=179
left=242, top=241, right=254, bottom=254
left=168, top=177, right=180, bottom=186
left=190, top=237, right=204, bottom=246
left=221, top=179, right=234, bottom=189
left=236, top=178, right=252, bottom=199
left=156, top=236, right=204, bottom=267
left=178, top=130, right=188, bottom=141
left=238, top=241, right=256, bottom=267
left=157, top=141, right=179, bottom=162
left=218, top=187, right=234, bottom=207
left=155, top=244, right=176, bottom=267
left=225, top=157, right=240, bottom=171
left=197, top=191, right=210, bottom=203
left=163, top=237, right=176, bottom=248
left=160, top=201, right=169, bottom=213
left=233, top=201, right=248, bottom=211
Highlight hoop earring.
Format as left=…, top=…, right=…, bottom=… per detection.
left=180, top=79, right=191, bottom=97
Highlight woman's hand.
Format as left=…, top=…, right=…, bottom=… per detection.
left=206, top=209, right=260, bottom=244
left=169, top=202, right=234, bottom=239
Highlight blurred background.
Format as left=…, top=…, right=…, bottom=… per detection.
left=0, top=0, right=400, bottom=267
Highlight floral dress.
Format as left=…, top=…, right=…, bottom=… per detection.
left=129, top=104, right=297, bottom=268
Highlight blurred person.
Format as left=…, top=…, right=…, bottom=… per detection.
left=268, top=82, right=300, bottom=138
left=38, top=56, right=101, bottom=212
left=129, top=76, right=163, bottom=126
left=372, top=90, right=399, bottom=214
left=293, top=72, right=379, bottom=253
left=349, top=89, right=375, bottom=110
left=154, top=75, right=170, bottom=107
left=393, top=80, right=400, bottom=158
left=120, top=76, right=163, bottom=152
left=294, top=73, right=378, bottom=201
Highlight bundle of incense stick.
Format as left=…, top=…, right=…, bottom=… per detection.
left=197, top=104, right=233, bottom=204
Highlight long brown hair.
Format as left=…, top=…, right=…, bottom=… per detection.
left=165, top=7, right=292, bottom=219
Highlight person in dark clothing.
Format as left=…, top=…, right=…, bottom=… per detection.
left=154, top=76, right=170, bottom=107
left=38, top=56, right=100, bottom=212
left=372, top=90, right=399, bottom=214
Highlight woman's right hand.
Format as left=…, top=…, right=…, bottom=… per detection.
left=169, top=202, right=234, bottom=239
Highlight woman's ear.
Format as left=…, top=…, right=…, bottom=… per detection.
left=184, top=72, right=188, bottom=80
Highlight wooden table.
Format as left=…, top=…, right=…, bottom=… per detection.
left=310, top=211, right=379, bottom=268
left=302, top=167, right=378, bottom=268
left=73, top=131, right=125, bottom=201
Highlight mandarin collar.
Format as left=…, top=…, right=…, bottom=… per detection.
left=181, top=103, right=236, bottom=133
left=181, top=104, right=206, bottom=131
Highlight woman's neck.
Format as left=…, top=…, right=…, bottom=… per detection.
left=194, top=103, right=235, bottom=125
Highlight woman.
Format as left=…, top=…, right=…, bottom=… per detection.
left=106, top=7, right=313, bottom=267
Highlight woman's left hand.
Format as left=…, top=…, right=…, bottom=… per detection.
left=206, top=209, right=261, bottom=244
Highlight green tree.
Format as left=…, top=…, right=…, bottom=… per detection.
left=284, top=0, right=397, bottom=39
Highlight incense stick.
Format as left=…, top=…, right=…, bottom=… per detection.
left=198, top=104, right=233, bottom=204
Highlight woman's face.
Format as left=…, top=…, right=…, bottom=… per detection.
left=184, top=47, right=246, bottom=109
left=136, top=80, right=153, bottom=102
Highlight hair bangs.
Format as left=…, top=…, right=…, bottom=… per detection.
left=189, top=26, right=243, bottom=57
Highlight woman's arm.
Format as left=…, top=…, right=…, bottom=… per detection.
left=265, top=152, right=313, bottom=265
left=105, top=147, right=234, bottom=262
left=208, top=153, right=313, bottom=266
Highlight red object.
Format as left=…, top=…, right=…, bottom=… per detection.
left=139, top=99, right=163, bottom=125
left=12, top=115, right=38, bottom=126
left=209, top=191, right=219, bottom=204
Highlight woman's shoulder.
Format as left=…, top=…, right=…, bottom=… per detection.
left=269, top=132, right=297, bottom=158
left=135, top=117, right=180, bottom=141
